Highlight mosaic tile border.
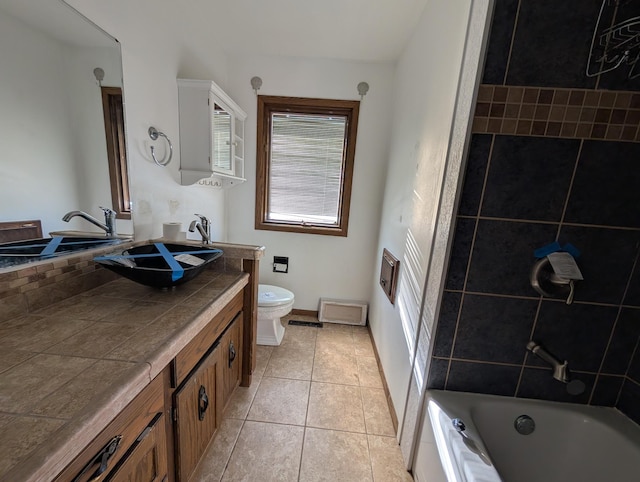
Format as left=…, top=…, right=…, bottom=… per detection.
left=473, top=85, right=640, bottom=142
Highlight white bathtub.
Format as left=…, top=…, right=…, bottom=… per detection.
left=414, top=390, right=640, bottom=482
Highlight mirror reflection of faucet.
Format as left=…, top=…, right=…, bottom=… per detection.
left=526, top=341, right=586, bottom=395
left=62, top=207, right=116, bottom=237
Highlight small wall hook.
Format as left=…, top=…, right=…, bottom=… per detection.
left=148, top=126, right=173, bottom=167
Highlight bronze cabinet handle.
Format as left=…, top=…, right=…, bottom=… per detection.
left=228, top=341, right=236, bottom=368
left=198, top=385, right=209, bottom=421
left=73, top=435, right=122, bottom=482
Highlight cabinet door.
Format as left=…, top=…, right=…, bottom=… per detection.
left=220, top=313, right=243, bottom=409
left=174, top=344, right=221, bottom=482
left=106, top=413, right=168, bottom=482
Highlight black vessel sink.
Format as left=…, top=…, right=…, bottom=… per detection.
left=94, top=242, right=223, bottom=288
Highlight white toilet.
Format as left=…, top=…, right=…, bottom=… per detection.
left=257, top=284, right=295, bottom=346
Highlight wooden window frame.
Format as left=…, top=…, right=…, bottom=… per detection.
left=101, top=87, right=131, bottom=219
left=255, top=95, right=360, bottom=237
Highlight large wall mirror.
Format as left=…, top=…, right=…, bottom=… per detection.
left=0, top=0, right=132, bottom=242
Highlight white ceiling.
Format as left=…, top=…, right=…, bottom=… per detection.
left=177, top=0, right=429, bottom=62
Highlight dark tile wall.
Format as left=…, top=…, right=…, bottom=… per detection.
left=428, top=0, right=640, bottom=424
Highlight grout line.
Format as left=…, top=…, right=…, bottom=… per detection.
left=502, top=0, right=522, bottom=86
left=556, top=138, right=584, bottom=239
left=445, top=134, right=496, bottom=390
left=515, top=298, right=544, bottom=396
left=456, top=214, right=640, bottom=232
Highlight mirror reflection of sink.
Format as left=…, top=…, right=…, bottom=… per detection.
left=0, top=236, right=126, bottom=269
left=49, top=230, right=134, bottom=240
left=0, top=237, right=124, bottom=257
left=94, top=242, right=223, bottom=288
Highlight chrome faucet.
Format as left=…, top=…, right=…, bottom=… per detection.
left=188, top=214, right=211, bottom=244
left=62, top=207, right=116, bottom=236
left=526, top=341, right=569, bottom=383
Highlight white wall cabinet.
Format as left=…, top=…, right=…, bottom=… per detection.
left=177, top=79, right=247, bottom=186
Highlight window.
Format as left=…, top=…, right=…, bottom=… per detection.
left=101, top=87, right=131, bottom=219
left=255, top=96, right=360, bottom=236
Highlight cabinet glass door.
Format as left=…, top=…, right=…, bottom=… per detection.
left=211, top=99, right=233, bottom=175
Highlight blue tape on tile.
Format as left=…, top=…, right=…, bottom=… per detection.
left=562, top=243, right=581, bottom=258
left=39, top=236, right=63, bottom=257
left=534, top=241, right=562, bottom=259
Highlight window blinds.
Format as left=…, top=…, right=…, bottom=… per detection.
left=268, top=113, right=347, bottom=225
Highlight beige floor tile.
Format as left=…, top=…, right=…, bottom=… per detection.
left=191, top=418, right=244, bottom=482
left=222, top=421, right=303, bottom=482
left=312, top=351, right=359, bottom=385
left=280, top=324, right=318, bottom=348
left=307, top=382, right=365, bottom=433
left=368, top=435, right=413, bottom=481
left=321, top=322, right=354, bottom=333
left=361, top=387, right=396, bottom=436
left=223, top=378, right=262, bottom=420
left=264, top=344, right=314, bottom=380
left=299, top=427, right=372, bottom=482
left=253, top=345, right=273, bottom=379
left=315, top=333, right=354, bottom=357
left=357, top=356, right=383, bottom=388
left=353, top=333, right=376, bottom=357
left=247, top=377, right=310, bottom=425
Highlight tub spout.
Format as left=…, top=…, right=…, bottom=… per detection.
left=526, top=341, right=570, bottom=383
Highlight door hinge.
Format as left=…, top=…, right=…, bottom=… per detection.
left=171, top=406, right=177, bottom=422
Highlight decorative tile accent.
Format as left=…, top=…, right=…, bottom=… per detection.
left=473, top=85, right=640, bottom=142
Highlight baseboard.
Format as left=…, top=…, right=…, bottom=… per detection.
left=367, top=325, right=398, bottom=433
left=291, top=309, right=318, bottom=317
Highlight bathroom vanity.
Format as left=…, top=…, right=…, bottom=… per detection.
left=0, top=240, right=263, bottom=482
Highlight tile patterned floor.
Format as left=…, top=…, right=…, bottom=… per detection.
left=192, top=316, right=413, bottom=482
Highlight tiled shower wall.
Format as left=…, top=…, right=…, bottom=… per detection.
left=427, top=0, right=640, bottom=423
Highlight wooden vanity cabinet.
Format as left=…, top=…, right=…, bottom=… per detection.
left=55, top=372, right=168, bottom=482
left=171, top=291, right=244, bottom=481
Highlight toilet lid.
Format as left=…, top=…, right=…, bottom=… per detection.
left=258, top=284, right=294, bottom=306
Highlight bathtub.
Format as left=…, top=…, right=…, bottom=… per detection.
left=414, top=390, right=640, bottom=482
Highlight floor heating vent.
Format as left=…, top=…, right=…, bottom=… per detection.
left=318, top=298, right=368, bottom=326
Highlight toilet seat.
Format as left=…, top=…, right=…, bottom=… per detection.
left=258, top=284, right=294, bottom=307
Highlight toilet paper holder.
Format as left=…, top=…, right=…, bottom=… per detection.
left=530, top=243, right=582, bottom=305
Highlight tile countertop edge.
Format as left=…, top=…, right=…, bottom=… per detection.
left=145, top=273, right=249, bottom=379
left=2, top=362, right=152, bottom=482
left=3, top=274, right=250, bottom=482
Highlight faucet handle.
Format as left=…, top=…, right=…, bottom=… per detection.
left=100, top=206, right=116, bottom=216
left=194, top=213, right=209, bottom=222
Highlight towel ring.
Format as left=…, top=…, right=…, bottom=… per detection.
left=148, top=126, right=173, bottom=167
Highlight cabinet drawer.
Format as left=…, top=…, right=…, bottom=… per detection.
left=172, top=291, right=242, bottom=387
left=173, top=344, right=221, bottom=482
left=106, top=412, right=168, bottom=482
left=55, top=374, right=166, bottom=482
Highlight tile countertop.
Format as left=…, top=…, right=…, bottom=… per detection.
left=0, top=242, right=260, bottom=482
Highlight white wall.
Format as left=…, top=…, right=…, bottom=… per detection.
left=0, top=10, right=80, bottom=235
left=225, top=55, right=394, bottom=310
left=368, top=0, right=475, bottom=429
left=66, top=0, right=230, bottom=241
